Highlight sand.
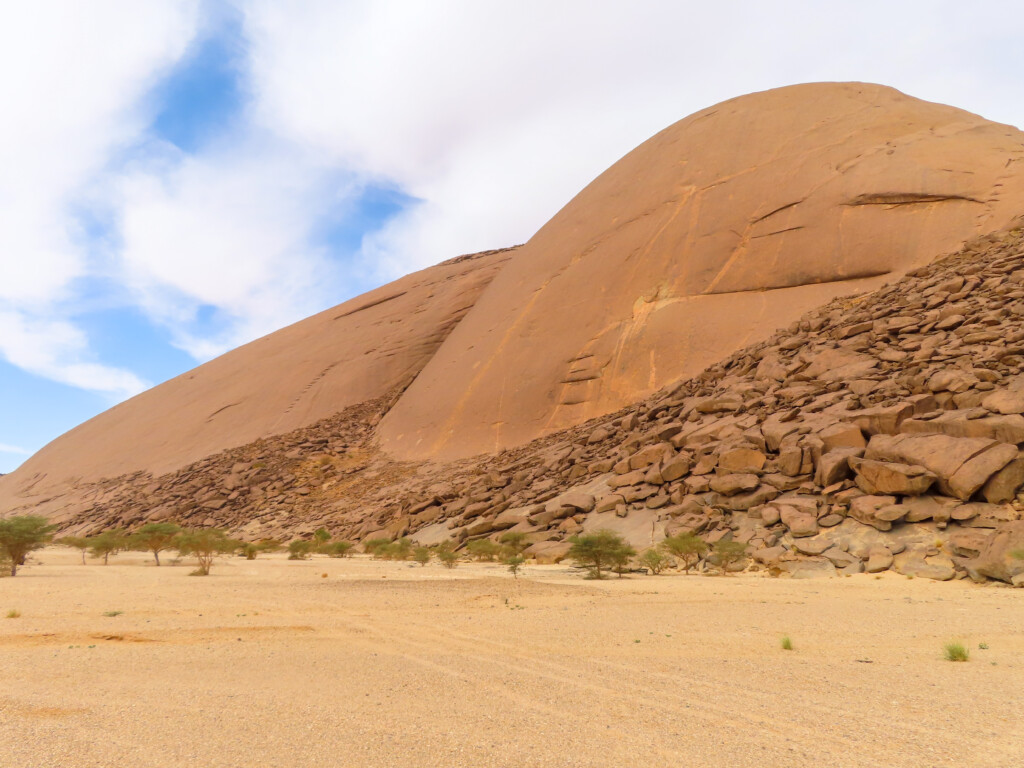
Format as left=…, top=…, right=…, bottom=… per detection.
left=1, top=548, right=1022, bottom=767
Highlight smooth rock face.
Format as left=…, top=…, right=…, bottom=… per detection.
left=378, top=82, right=1024, bottom=461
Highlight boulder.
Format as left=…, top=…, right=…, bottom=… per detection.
left=947, top=529, right=992, bottom=558
left=815, top=447, right=863, bottom=487
left=791, top=535, right=832, bottom=556
left=779, top=505, right=819, bottom=538
left=560, top=492, right=597, bottom=513
left=848, top=495, right=899, bottom=531
left=818, top=423, right=867, bottom=453
left=901, top=495, right=959, bottom=523
left=981, top=455, right=1024, bottom=504
left=947, top=443, right=1019, bottom=501
left=865, top=546, right=894, bottom=573
left=981, top=389, right=1024, bottom=415
left=660, top=454, right=692, bottom=482
left=894, top=553, right=956, bottom=581
left=524, top=540, right=573, bottom=564
left=780, top=558, right=837, bottom=578
left=717, top=447, right=766, bottom=473
left=708, top=473, right=760, bottom=496
left=848, top=457, right=936, bottom=496
left=844, top=402, right=914, bottom=436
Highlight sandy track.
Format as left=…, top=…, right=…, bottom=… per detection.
left=1, top=549, right=1022, bottom=767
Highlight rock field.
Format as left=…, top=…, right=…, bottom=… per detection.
left=29, top=224, right=1024, bottom=585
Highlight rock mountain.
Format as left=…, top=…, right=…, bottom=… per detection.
left=4, top=82, right=1024, bottom=583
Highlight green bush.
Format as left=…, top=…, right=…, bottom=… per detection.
left=781, top=636, right=793, bottom=651
left=712, top=540, right=748, bottom=575
left=413, top=546, right=431, bottom=566
left=466, top=538, right=501, bottom=562
left=568, top=530, right=636, bottom=580
left=660, top=532, right=708, bottom=573
left=363, top=538, right=392, bottom=557
left=505, top=554, right=525, bottom=579
left=637, top=548, right=669, bottom=575
left=434, top=542, right=459, bottom=569
left=0, top=515, right=57, bottom=576
left=288, top=540, right=313, bottom=560
left=499, top=531, right=529, bottom=555
left=323, top=541, right=354, bottom=558
left=944, top=641, right=969, bottom=662
left=312, top=528, right=332, bottom=550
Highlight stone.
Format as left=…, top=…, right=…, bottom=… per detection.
left=895, top=553, right=956, bottom=581
left=901, top=495, right=959, bottom=523
left=980, top=455, right=1024, bottom=504
left=780, top=558, right=837, bottom=578
left=815, top=447, right=863, bottom=487
left=752, top=545, right=786, bottom=565
left=818, top=423, right=867, bottom=452
left=709, top=473, right=760, bottom=496
left=848, top=495, right=898, bottom=531
left=660, top=454, right=692, bottom=482
left=791, top=535, right=832, bottom=556
left=865, top=546, right=894, bottom=573
left=947, top=529, right=992, bottom=558
left=947, top=443, right=1018, bottom=501
left=524, top=540, right=572, bottom=564
left=717, top=447, right=766, bottom=473
left=982, top=389, right=1024, bottom=415
left=818, top=513, right=844, bottom=527
left=844, top=402, right=914, bottom=436
left=779, top=505, right=819, bottom=537
left=848, top=457, right=937, bottom=496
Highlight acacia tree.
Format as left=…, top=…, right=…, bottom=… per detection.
left=0, top=516, right=56, bottom=576
left=59, top=535, right=91, bottom=565
left=88, top=530, right=127, bottom=565
left=176, top=528, right=234, bottom=575
left=130, top=522, right=181, bottom=566
left=712, top=540, right=748, bottom=575
left=568, top=530, right=635, bottom=580
left=661, top=532, right=708, bottom=574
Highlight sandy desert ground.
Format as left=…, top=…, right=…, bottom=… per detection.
left=1, top=548, right=1022, bottom=768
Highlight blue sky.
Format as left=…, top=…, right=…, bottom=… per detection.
left=2, top=0, right=1024, bottom=473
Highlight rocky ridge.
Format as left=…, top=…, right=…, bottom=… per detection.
left=35, top=223, right=1024, bottom=585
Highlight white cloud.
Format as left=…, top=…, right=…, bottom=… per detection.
left=0, top=309, right=148, bottom=398
left=0, top=1, right=199, bottom=395
left=238, top=0, right=1024, bottom=280
left=0, top=444, right=30, bottom=456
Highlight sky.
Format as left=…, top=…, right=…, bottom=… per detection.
left=1, top=0, right=1023, bottom=474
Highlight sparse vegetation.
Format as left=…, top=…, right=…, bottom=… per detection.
left=323, top=541, right=354, bottom=558
left=87, top=529, right=127, bottom=565
left=129, top=522, right=181, bottom=566
left=435, top=542, right=459, bottom=568
left=781, top=636, right=793, bottom=651
left=636, top=548, right=669, bottom=575
left=505, top=554, right=525, bottom=579
left=176, top=528, right=234, bottom=576
left=712, top=539, right=748, bottom=575
left=312, top=528, right=332, bottom=550
left=466, top=538, right=501, bottom=562
left=288, top=540, right=313, bottom=560
left=103, top=610, right=123, bottom=617
left=498, top=531, right=529, bottom=554
left=0, top=515, right=57, bottom=576
left=363, top=538, right=391, bottom=556
left=660, top=532, right=708, bottom=573
left=58, top=535, right=91, bottom=565
left=6, top=609, right=21, bottom=619
left=413, top=546, right=431, bottom=566
left=944, top=641, right=969, bottom=662
left=568, top=530, right=635, bottom=580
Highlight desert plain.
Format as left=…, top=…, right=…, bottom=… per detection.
left=1, top=549, right=1022, bottom=767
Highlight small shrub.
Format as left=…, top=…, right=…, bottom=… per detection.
left=435, top=543, right=459, bottom=569
left=288, top=540, right=313, bottom=560
left=660, top=532, right=708, bottom=573
left=944, top=641, right=969, bottom=662
left=324, top=541, right=354, bottom=558
left=242, top=543, right=259, bottom=560
left=781, top=636, right=793, bottom=651
left=413, top=546, right=431, bottom=566
left=712, top=539, right=748, bottom=575
left=312, top=528, right=332, bottom=550
left=499, top=531, right=529, bottom=555
left=979, top=642, right=990, bottom=650
left=466, top=538, right=501, bottom=562
left=505, top=554, right=525, bottom=579
left=363, top=538, right=392, bottom=556
left=568, top=530, right=635, bottom=579
left=103, top=610, right=123, bottom=617
left=637, top=548, right=669, bottom=575
left=5, top=609, right=21, bottom=619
